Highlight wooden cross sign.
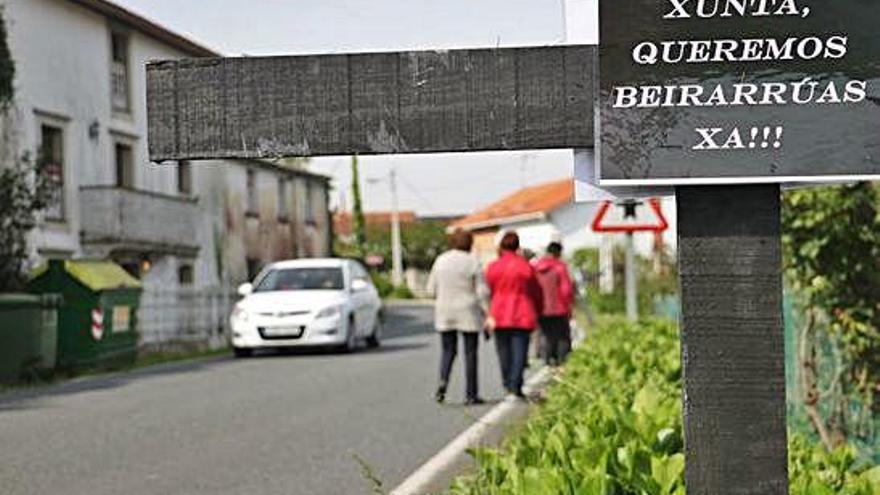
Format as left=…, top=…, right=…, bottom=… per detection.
left=146, top=2, right=880, bottom=494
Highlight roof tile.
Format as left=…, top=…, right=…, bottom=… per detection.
left=451, top=179, right=573, bottom=230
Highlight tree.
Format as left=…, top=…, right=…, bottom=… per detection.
left=0, top=7, right=13, bottom=110
left=353, top=220, right=446, bottom=270
left=782, top=183, right=880, bottom=449
left=398, top=220, right=448, bottom=271
left=0, top=9, right=52, bottom=292
left=0, top=157, right=51, bottom=291
left=350, top=154, right=366, bottom=257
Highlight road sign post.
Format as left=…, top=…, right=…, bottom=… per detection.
left=591, top=199, right=669, bottom=322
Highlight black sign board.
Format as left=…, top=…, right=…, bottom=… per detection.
left=598, top=0, right=880, bottom=185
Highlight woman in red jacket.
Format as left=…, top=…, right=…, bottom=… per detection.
left=485, top=231, right=543, bottom=398
left=534, top=241, right=575, bottom=366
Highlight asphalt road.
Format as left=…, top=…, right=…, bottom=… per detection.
left=0, top=304, right=512, bottom=495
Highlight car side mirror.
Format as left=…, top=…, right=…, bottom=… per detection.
left=237, top=283, right=253, bottom=297
left=351, top=278, right=369, bottom=292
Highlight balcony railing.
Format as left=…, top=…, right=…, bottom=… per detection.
left=79, top=186, right=200, bottom=255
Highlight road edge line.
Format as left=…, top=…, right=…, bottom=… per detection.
left=389, top=366, right=553, bottom=495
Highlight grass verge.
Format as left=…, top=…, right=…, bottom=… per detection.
left=450, top=317, right=880, bottom=495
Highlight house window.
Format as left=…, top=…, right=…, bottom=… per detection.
left=246, top=257, right=261, bottom=281
left=115, top=143, right=134, bottom=188
left=110, top=31, right=130, bottom=112
left=39, top=125, right=65, bottom=221
left=178, top=264, right=194, bottom=285
left=246, top=169, right=258, bottom=216
left=277, top=178, right=289, bottom=222
left=177, top=161, right=192, bottom=194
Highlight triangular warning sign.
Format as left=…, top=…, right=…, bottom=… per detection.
left=591, top=198, right=669, bottom=233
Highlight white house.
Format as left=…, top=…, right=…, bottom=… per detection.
left=449, top=178, right=676, bottom=264
left=2, top=0, right=332, bottom=347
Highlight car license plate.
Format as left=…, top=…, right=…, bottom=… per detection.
left=262, top=326, right=303, bottom=338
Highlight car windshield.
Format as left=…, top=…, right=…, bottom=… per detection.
left=254, top=267, right=344, bottom=292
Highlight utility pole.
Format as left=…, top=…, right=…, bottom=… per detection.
left=624, top=231, right=637, bottom=321
left=599, top=235, right=614, bottom=294
left=622, top=201, right=639, bottom=321
left=389, top=167, right=404, bottom=287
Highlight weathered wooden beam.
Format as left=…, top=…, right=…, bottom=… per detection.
left=146, top=45, right=596, bottom=161
left=677, top=185, right=789, bottom=495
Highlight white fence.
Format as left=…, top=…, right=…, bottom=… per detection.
left=138, top=287, right=237, bottom=351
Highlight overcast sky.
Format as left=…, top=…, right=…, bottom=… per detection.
left=116, top=0, right=586, bottom=216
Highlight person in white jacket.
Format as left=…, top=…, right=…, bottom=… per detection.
left=426, top=229, right=490, bottom=405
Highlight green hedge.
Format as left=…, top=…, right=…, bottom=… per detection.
left=450, top=318, right=880, bottom=495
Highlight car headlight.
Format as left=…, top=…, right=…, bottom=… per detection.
left=315, top=305, right=342, bottom=319
left=231, top=304, right=250, bottom=323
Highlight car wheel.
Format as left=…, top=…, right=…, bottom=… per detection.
left=366, top=319, right=381, bottom=348
left=343, top=317, right=358, bottom=353
left=233, top=347, right=253, bottom=358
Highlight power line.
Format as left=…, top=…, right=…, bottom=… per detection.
left=398, top=173, right=438, bottom=211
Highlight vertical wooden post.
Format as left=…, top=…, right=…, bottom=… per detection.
left=677, top=185, right=789, bottom=495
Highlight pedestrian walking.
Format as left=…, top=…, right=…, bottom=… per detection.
left=534, top=242, right=575, bottom=366
left=485, top=231, right=543, bottom=399
left=426, top=229, right=489, bottom=405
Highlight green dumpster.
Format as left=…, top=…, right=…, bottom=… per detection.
left=37, top=293, right=63, bottom=370
left=28, top=260, right=142, bottom=371
left=0, top=295, right=42, bottom=382
left=0, top=293, right=61, bottom=382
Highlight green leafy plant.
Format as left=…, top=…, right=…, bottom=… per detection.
left=782, top=183, right=880, bottom=449
left=451, top=317, right=879, bottom=494
left=451, top=318, right=685, bottom=495
left=0, top=154, right=53, bottom=292
left=389, top=284, right=414, bottom=300
left=370, top=271, right=394, bottom=298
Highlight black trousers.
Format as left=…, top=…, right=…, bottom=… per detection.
left=539, top=316, right=572, bottom=366
left=439, top=331, right=479, bottom=400
left=494, top=329, right=531, bottom=395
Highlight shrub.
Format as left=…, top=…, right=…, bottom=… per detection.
left=569, top=247, right=678, bottom=318
left=782, top=183, right=880, bottom=449
left=451, top=317, right=879, bottom=494
left=390, top=285, right=414, bottom=300
left=370, top=271, right=394, bottom=298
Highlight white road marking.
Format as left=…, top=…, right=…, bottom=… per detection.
left=389, top=366, right=553, bottom=495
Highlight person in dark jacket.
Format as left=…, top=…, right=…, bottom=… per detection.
left=485, top=231, right=543, bottom=398
left=534, top=242, right=575, bottom=366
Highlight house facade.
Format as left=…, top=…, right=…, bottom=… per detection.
left=2, top=0, right=332, bottom=346
left=450, top=179, right=676, bottom=264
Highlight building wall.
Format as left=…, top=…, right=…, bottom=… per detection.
left=471, top=229, right=500, bottom=265
left=5, top=0, right=108, bottom=257
left=4, top=0, right=332, bottom=292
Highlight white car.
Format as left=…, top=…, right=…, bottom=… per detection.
left=230, top=258, right=383, bottom=357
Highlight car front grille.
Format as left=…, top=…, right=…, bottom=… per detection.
left=257, top=310, right=311, bottom=318
left=258, top=326, right=307, bottom=340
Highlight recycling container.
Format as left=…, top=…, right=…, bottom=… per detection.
left=0, top=294, right=43, bottom=382
left=38, top=294, right=63, bottom=370
left=28, top=259, right=141, bottom=371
